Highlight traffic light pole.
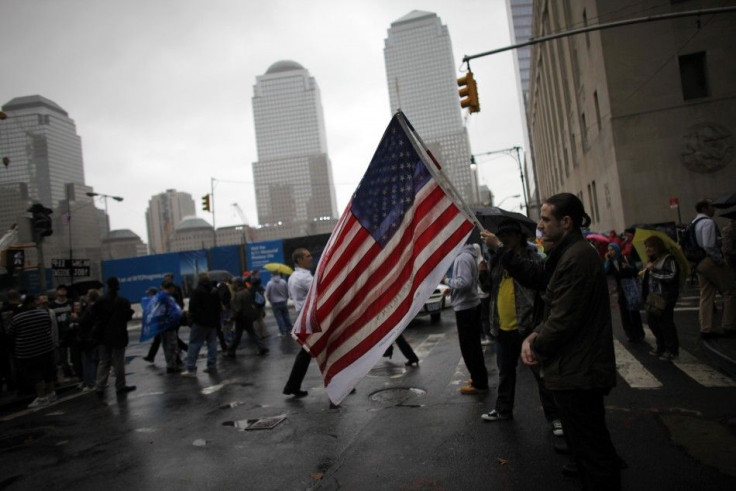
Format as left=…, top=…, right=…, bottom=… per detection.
left=463, top=6, right=736, bottom=62
left=211, top=177, right=217, bottom=247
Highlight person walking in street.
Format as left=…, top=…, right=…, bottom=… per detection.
left=604, top=242, right=645, bottom=342
left=227, top=278, right=269, bottom=357
left=93, top=277, right=136, bottom=398
left=446, top=239, right=489, bottom=395
left=182, top=273, right=222, bottom=376
left=146, top=281, right=184, bottom=373
left=692, top=199, right=736, bottom=338
left=51, top=284, right=74, bottom=379
left=76, top=289, right=100, bottom=391
left=143, top=273, right=188, bottom=363
left=642, top=235, right=681, bottom=361
left=283, top=248, right=315, bottom=398
left=265, top=271, right=293, bottom=336
left=246, top=270, right=268, bottom=339
left=7, top=294, right=57, bottom=408
left=520, top=193, right=620, bottom=490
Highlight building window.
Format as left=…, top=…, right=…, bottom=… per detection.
left=594, top=91, right=601, bottom=130
left=679, top=52, right=708, bottom=100
left=592, top=180, right=600, bottom=222
left=581, top=113, right=589, bottom=150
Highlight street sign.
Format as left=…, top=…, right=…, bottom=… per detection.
left=669, top=197, right=679, bottom=209
left=51, top=258, right=91, bottom=277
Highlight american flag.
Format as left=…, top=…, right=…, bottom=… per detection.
left=293, top=112, right=475, bottom=405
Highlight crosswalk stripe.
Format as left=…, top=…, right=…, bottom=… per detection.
left=613, top=339, right=663, bottom=389
left=641, top=330, right=736, bottom=387
left=413, top=334, right=445, bottom=360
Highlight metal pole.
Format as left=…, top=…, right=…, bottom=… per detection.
left=463, top=6, right=736, bottom=62
left=211, top=177, right=217, bottom=246
left=514, top=146, right=529, bottom=212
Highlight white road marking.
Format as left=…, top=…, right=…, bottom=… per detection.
left=614, top=339, right=662, bottom=389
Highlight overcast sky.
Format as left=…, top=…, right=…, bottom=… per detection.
left=0, top=0, right=527, bottom=241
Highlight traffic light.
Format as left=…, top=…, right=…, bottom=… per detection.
left=28, top=203, right=53, bottom=239
left=202, top=194, right=211, bottom=212
left=457, top=71, right=480, bottom=113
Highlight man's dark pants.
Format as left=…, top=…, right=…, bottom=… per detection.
left=553, top=389, right=621, bottom=490
left=455, top=305, right=488, bottom=389
left=284, top=348, right=312, bottom=393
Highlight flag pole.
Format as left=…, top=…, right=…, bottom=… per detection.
left=395, top=112, right=484, bottom=232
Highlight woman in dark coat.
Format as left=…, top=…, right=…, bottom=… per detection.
left=604, top=243, right=645, bottom=342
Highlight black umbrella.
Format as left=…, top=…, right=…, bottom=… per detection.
left=472, top=206, right=537, bottom=237
left=712, top=192, right=736, bottom=209
left=68, top=280, right=104, bottom=298
left=207, top=270, right=234, bottom=283
left=720, top=208, right=736, bottom=220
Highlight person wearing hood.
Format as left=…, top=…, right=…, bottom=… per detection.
left=182, top=273, right=222, bottom=376
left=604, top=242, right=645, bottom=342
left=445, top=239, right=488, bottom=395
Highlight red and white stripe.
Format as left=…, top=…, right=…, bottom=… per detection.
left=293, top=178, right=473, bottom=404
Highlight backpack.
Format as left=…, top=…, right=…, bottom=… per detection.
left=681, top=217, right=708, bottom=264
left=253, top=290, right=266, bottom=308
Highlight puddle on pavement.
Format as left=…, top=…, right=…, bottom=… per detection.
left=192, top=439, right=208, bottom=447
left=222, top=414, right=287, bottom=431
left=0, top=430, right=47, bottom=450
left=368, top=365, right=407, bottom=378
left=369, top=387, right=426, bottom=407
left=220, top=401, right=245, bottom=409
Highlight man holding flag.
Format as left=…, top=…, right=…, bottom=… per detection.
left=282, top=248, right=315, bottom=398
left=290, top=112, right=478, bottom=406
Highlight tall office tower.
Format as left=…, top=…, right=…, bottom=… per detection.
left=146, top=189, right=196, bottom=254
left=0, top=95, right=85, bottom=208
left=251, top=60, right=338, bottom=235
left=384, top=11, right=476, bottom=205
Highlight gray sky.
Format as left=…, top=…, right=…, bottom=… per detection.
left=0, top=0, right=526, bottom=241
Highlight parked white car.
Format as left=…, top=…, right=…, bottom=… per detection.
left=415, top=284, right=451, bottom=323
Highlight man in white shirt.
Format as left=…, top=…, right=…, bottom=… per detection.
left=283, top=248, right=314, bottom=397
left=693, top=198, right=736, bottom=338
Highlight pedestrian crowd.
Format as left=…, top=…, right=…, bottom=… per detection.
left=2, top=193, right=734, bottom=491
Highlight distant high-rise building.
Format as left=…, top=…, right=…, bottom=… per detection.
left=506, top=0, right=539, bottom=216
left=146, top=189, right=196, bottom=254
left=0, top=95, right=85, bottom=208
left=251, top=60, right=338, bottom=237
left=384, top=11, right=476, bottom=204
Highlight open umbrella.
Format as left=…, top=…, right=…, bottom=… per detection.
left=711, top=191, right=736, bottom=209
left=263, top=262, right=294, bottom=275
left=720, top=208, right=736, bottom=220
left=584, top=233, right=610, bottom=243
left=473, top=206, right=537, bottom=237
left=632, top=228, right=690, bottom=282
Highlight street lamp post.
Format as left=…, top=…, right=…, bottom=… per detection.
left=86, top=191, right=123, bottom=260
left=471, top=146, right=529, bottom=213
left=497, top=194, right=521, bottom=208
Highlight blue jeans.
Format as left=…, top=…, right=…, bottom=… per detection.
left=81, top=347, right=99, bottom=388
left=186, top=324, right=218, bottom=371
left=271, top=302, right=293, bottom=334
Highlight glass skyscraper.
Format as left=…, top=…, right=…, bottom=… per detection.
left=251, top=60, right=337, bottom=231
left=384, top=11, right=476, bottom=204
left=0, top=95, right=85, bottom=208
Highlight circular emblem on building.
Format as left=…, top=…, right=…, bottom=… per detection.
left=681, top=122, right=734, bottom=173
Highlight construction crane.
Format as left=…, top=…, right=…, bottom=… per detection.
left=231, top=203, right=254, bottom=243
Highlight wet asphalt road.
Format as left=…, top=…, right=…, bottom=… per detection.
left=1, top=287, right=736, bottom=490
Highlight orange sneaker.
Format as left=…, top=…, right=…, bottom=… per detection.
left=460, top=385, right=488, bottom=395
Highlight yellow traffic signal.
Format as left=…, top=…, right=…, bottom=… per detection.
left=202, top=194, right=211, bottom=212
left=457, top=71, right=480, bottom=113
